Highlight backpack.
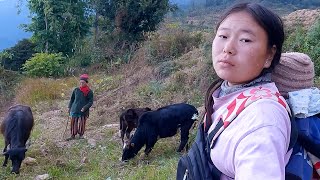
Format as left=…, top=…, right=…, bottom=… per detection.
left=176, top=86, right=297, bottom=180
left=285, top=115, right=320, bottom=180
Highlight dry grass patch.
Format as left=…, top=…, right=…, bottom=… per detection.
left=15, top=77, right=77, bottom=106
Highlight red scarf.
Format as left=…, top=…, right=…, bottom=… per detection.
left=80, top=85, right=90, bottom=96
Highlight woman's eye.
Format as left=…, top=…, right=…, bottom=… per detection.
left=218, top=35, right=227, bottom=39
left=240, top=39, right=251, bottom=42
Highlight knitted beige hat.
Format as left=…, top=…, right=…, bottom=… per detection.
left=271, top=52, right=314, bottom=97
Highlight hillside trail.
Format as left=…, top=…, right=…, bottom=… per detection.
left=28, top=49, right=157, bottom=149
left=33, top=105, right=121, bottom=149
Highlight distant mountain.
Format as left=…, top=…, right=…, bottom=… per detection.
left=0, top=0, right=32, bottom=51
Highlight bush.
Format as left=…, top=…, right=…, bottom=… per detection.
left=146, top=29, right=203, bottom=65
left=284, top=18, right=320, bottom=75
left=0, top=39, right=36, bottom=71
left=67, top=38, right=104, bottom=69
left=23, top=53, right=66, bottom=78
left=0, top=67, right=22, bottom=108
left=155, top=61, right=181, bottom=78
left=137, top=80, right=164, bottom=98
left=283, top=26, right=307, bottom=53
left=92, top=32, right=140, bottom=68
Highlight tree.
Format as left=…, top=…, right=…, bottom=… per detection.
left=0, top=39, right=36, bottom=71
left=93, top=0, right=172, bottom=42
left=25, top=0, right=90, bottom=56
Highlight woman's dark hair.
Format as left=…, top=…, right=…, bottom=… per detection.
left=215, top=2, right=284, bottom=74
left=205, top=3, right=284, bottom=127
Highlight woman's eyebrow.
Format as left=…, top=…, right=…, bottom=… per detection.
left=240, top=29, right=256, bottom=37
left=218, top=27, right=256, bottom=37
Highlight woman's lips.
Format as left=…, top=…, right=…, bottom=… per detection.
left=217, top=60, right=234, bottom=67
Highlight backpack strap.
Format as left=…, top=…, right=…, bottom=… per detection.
left=207, top=86, right=291, bottom=149
left=288, top=116, right=298, bottom=150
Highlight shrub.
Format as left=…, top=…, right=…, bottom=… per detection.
left=0, top=39, right=36, bottom=71
left=155, top=61, right=181, bottom=78
left=146, top=29, right=203, bottom=65
left=23, top=53, right=66, bottom=78
left=137, top=81, right=164, bottom=98
left=92, top=32, right=140, bottom=68
left=284, top=18, right=320, bottom=75
left=283, top=26, right=307, bottom=53
left=92, top=75, right=123, bottom=94
left=0, top=67, right=22, bottom=108
left=304, top=19, right=320, bottom=75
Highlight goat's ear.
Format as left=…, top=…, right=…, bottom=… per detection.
left=130, top=143, right=135, bottom=147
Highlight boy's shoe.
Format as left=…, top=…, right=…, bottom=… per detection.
left=79, top=135, right=85, bottom=139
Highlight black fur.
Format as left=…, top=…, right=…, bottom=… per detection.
left=122, top=103, right=198, bottom=161
left=1, top=105, right=34, bottom=174
left=119, top=107, right=151, bottom=143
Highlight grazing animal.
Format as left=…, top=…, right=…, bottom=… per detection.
left=122, top=103, right=198, bottom=161
left=0, top=105, right=34, bottom=174
left=119, top=107, right=151, bottom=143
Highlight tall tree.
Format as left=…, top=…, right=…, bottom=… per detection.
left=92, top=0, right=172, bottom=42
left=26, top=0, right=90, bottom=56
left=0, top=39, right=36, bottom=71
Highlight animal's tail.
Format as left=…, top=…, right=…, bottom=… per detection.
left=191, top=113, right=199, bottom=130
left=191, top=113, right=199, bottom=121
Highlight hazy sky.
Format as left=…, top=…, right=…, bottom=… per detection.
left=0, top=0, right=31, bottom=51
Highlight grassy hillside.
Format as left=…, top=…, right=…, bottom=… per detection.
left=0, top=6, right=319, bottom=180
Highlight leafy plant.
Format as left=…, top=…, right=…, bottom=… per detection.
left=155, top=61, right=181, bottom=78
left=284, top=18, right=320, bottom=75
left=147, top=29, right=203, bottom=64
left=0, top=39, right=36, bottom=71
left=0, top=67, right=22, bottom=109
left=23, top=53, right=65, bottom=78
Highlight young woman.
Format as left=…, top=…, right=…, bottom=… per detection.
left=205, top=3, right=291, bottom=179
left=67, top=74, right=93, bottom=140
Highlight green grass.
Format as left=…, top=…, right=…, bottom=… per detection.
left=2, top=5, right=316, bottom=179
left=0, top=128, right=183, bottom=179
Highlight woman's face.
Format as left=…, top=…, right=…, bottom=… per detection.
left=212, top=11, right=276, bottom=86
left=79, top=80, right=87, bottom=87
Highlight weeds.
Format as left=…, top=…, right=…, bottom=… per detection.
left=15, top=78, right=76, bottom=107
left=284, top=18, right=320, bottom=75
left=146, top=29, right=203, bottom=65
left=1, top=5, right=318, bottom=180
